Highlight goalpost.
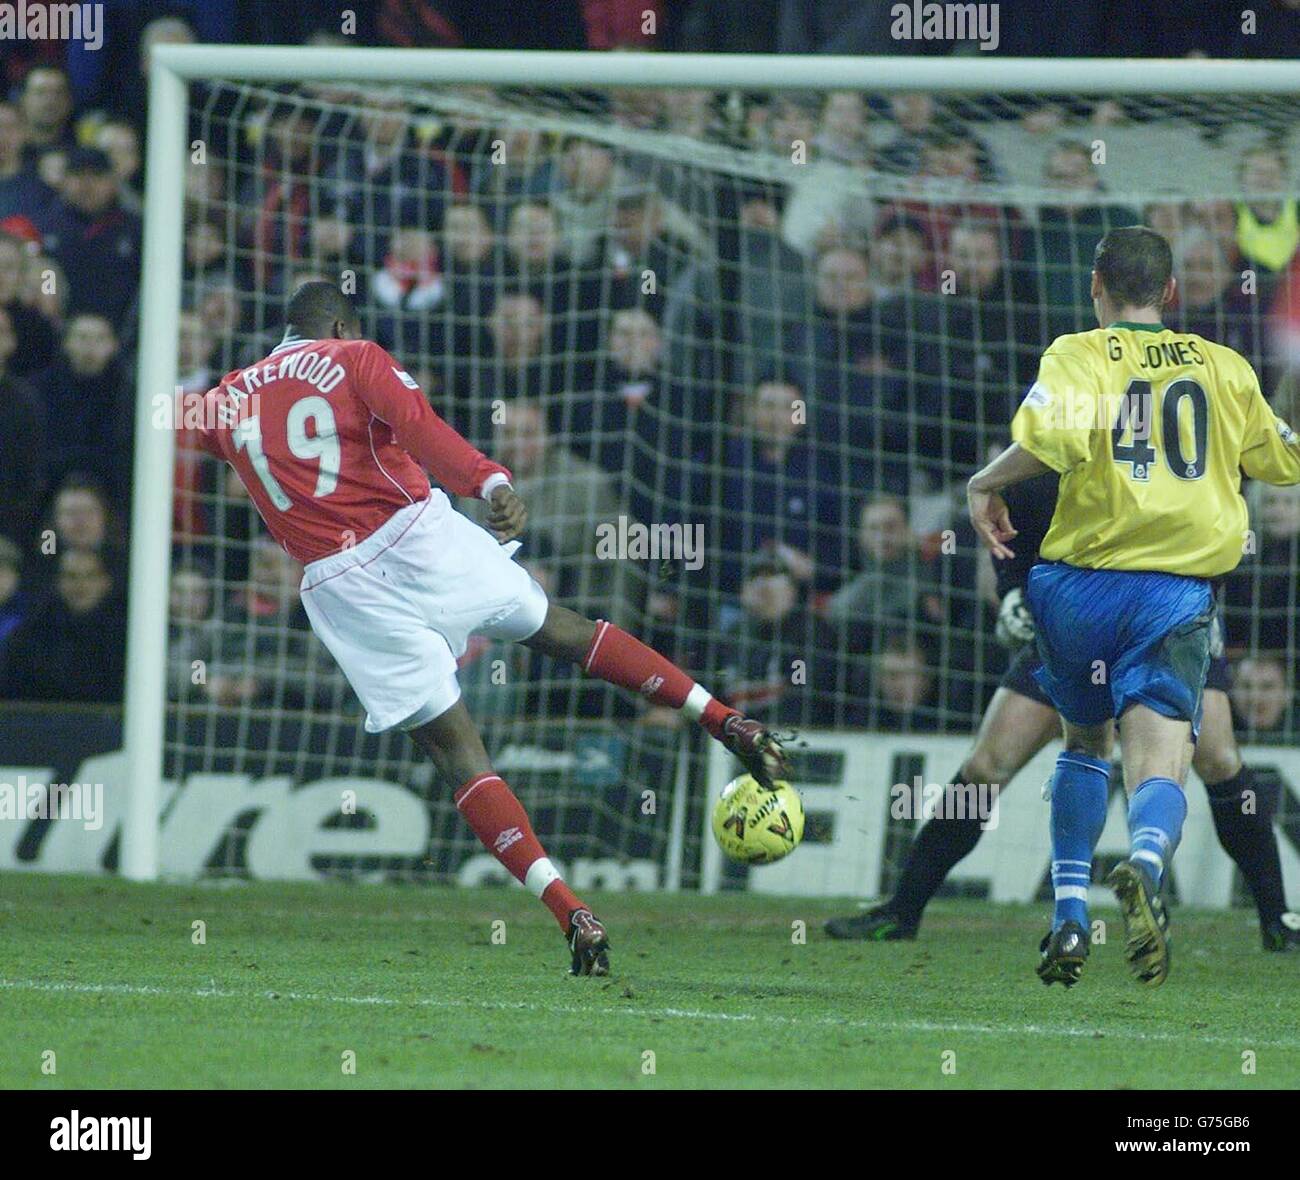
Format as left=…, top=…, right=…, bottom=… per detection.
left=123, top=46, right=1300, bottom=888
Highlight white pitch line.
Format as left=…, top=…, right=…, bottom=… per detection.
left=2, top=977, right=1297, bottom=1050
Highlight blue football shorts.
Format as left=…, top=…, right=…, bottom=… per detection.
left=1025, top=561, right=1214, bottom=737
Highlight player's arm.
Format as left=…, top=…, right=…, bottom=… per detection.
left=966, top=443, right=1050, bottom=559
left=484, top=483, right=527, bottom=541
left=1241, top=366, right=1300, bottom=486
left=353, top=342, right=526, bottom=540
left=969, top=345, right=1097, bottom=557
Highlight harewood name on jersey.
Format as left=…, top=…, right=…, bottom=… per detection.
left=197, top=336, right=510, bottom=565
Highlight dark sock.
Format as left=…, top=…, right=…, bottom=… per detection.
left=1206, top=765, right=1286, bottom=928
left=889, top=766, right=986, bottom=925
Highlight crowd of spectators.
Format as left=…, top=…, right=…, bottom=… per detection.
left=2, top=12, right=1300, bottom=747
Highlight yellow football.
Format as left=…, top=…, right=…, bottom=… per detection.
left=711, top=774, right=805, bottom=865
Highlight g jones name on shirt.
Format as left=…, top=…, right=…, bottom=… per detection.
left=1107, top=334, right=1207, bottom=368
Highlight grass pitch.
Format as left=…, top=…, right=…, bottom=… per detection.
left=1, top=873, right=1296, bottom=1089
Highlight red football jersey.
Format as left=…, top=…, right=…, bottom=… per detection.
left=197, top=336, right=510, bottom=564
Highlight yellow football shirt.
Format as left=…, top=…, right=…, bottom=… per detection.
left=1011, top=323, right=1300, bottom=577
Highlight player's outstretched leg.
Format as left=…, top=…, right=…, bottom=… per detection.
left=1196, top=690, right=1300, bottom=952
left=1106, top=705, right=1193, bottom=988
left=408, top=700, right=610, bottom=976
left=826, top=685, right=1059, bottom=941
left=522, top=604, right=789, bottom=787
left=1038, top=720, right=1112, bottom=988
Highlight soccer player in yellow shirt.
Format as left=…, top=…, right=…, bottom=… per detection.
left=967, top=226, right=1300, bottom=988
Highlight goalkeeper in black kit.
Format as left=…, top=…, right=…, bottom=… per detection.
left=825, top=471, right=1300, bottom=953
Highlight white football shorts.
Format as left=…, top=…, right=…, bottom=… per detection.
left=300, top=492, right=549, bottom=733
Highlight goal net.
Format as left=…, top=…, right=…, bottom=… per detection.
left=149, top=57, right=1300, bottom=897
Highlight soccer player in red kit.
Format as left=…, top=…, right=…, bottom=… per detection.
left=197, top=282, right=787, bottom=976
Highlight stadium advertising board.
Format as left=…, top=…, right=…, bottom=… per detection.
left=0, top=705, right=665, bottom=889
left=702, top=732, right=1300, bottom=909
left=3, top=707, right=1297, bottom=910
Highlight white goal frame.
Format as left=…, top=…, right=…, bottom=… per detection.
left=123, top=46, right=1300, bottom=880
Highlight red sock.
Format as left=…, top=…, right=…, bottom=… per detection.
left=582, top=620, right=737, bottom=736
left=454, top=773, right=585, bottom=929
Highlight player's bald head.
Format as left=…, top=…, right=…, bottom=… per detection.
left=1093, top=226, right=1173, bottom=312
left=285, top=280, right=359, bottom=338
